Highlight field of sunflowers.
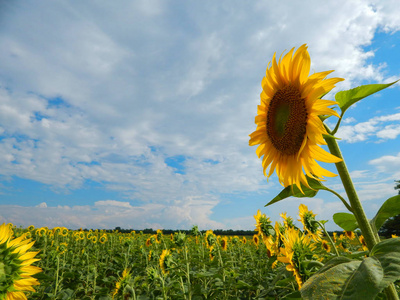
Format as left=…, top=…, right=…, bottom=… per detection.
left=3, top=204, right=397, bottom=300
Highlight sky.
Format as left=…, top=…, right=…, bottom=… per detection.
left=0, top=1, right=400, bottom=231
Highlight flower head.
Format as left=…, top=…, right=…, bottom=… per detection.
left=220, top=236, right=228, bottom=251
left=359, top=235, right=368, bottom=251
left=298, top=204, right=322, bottom=241
left=321, top=240, right=331, bottom=253
left=0, top=223, right=42, bottom=299
left=205, top=230, right=217, bottom=248
left=249, top=44, right=343, bottom=191
left=159, top=249, right=172, bottom=275
left=280, top=212, right=297, bottom=229
left=277, top=227, right=315, bottom=289
left=99, top=234, right=108, bottom=244
left=253, top=234, right=260, bottom=247
left=254, top=210, right=273, bottom=241
left=112, top=268, right=132, bottom=299
left=344, top=230, right=355, bottom=240
left=57, top=242, right=68, bottom=255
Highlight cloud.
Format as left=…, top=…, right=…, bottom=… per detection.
left=0, top=198, right=224, bottom=230
left=369, top=152, right=400, bottom=177
left=336, top=112, right=400, bottom=142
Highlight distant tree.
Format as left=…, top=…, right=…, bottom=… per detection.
left=395, top=180, right=400, bottom=194
left=379, top=181, right=400, bottom=237
left=379, top=215, right=400, bottom=237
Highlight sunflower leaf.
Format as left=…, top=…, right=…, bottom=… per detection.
left=335, top=81, right=398, bottom=115
left=301, top=238, right=400, bottom=299
left=265, top=177, right=326, bottom=206
left=332, top=212, right=358, bottom=231
left=371, top=195, right=400, bottom=232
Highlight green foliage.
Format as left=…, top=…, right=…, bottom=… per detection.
left=335, top=81, right=398, bottom=116
left=379, top=215, right=400, bottom=237
left=301, top=238, right=400, bottom=299
left=333, top=213, right=359, bottom=231
left=331, top=81, right=398, bottom=134
left=265, top=176, right=326, bottom=206
left=394, top=180, right=400, bottom=195
left=372, top=195, right=400, bottom=232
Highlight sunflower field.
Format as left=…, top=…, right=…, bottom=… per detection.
left=2, top=203, right=399, bottom=300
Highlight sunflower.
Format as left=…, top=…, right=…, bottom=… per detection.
left=254, top=210, right=274, bottom=242
left=61, top=227, right=69, bottom=237
left=78, top=231, right=85, bottom=240
left=249, top=44, right=343, bottom=191
left=359, top=235, right=368, bottom=251
left=344, top=230, right=355, bottom=240
left=159, top=249, right=172, bottom=275
left=277, top=226, right=315, bottom=289
left=56, top=242, right=68, bottom=255
left=253, top=234, right=260, bottom=247
left=205, top=230, right=217, bottom=248
left=273, top=221, right=285, bottom=253
left=280, top=212, right=296, bottom=229
left=112, top=268, right=131, bottom=299
left=156, top=229, right=163, bottom=243
left=0, top=223, right=42, bottom=299
left=298, top=204, right=323, bottom=241
left=209, top=245, right=216, bottom=261
left=220, top=236, right=228, bottom=251
left=332, top=232, right=338, bottom=243
left=99, top=234, right=108, bottom=244
left=321, top=240, right=331, bottom=252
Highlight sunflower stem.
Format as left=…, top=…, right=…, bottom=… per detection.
left=324, top=127, right=399, bottom=300
left=315, top=220, right=339, bottom=257
left=324, top=186, right=353, bottom=213
left=324, top=126, right=377, bottom=249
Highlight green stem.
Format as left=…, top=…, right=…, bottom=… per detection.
left=315, top=220, right=339, bottom=257
left=324, top=126, right=399, bottom=300
left=324, top=186, right=353, bottom=213
left=54, top=255, right=60, bottom=296
left=184, top=244, right=192, bottom=300
left=324, top=127, right=378, bottom=250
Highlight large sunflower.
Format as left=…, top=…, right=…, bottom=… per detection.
left=0, top=223, right=42, bottom=300
left=249, top=44, right=343, bottom=190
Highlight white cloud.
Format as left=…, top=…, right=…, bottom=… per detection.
left=0, top=198, right=223, bottom=230
left=337, top=112, right=400, bottom=142
left=369, top=152, right=400, bottom=177
left=349, top=170, right=370, bottom=179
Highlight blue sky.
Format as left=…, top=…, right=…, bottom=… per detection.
left=1, top=1, right=400, bottom=231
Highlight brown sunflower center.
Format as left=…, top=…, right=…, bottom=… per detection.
left=267, top=85, right=308, bottom=155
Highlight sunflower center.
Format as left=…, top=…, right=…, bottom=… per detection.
left=267, top=85, right=308, bottom=155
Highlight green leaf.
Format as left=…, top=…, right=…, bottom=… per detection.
left=371, top=195, right=400, bottom=231
left=301, top=238, right=400, bottom=300
left=301, top=259, right=362, bottom=299
left=332, top=213, right=359, bottom=231
left=371, top=237, right=400, bottom=255
left=335, top=81, right=398, bottom=115
left=265, top=176, right=326, bottom=206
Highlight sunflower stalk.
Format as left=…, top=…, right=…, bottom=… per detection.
left=324, top=126, right=378, bottom=249
left=314, top=220, right=339, bottom=257
left=324, top=127, right=400, bottom=300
